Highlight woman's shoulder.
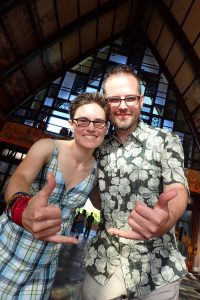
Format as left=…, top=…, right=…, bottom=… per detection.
left=28, top=138, right=55, bottom=163
left=32, top=138, right=54, bottom=147
left=55, top=139, right=72, bottom=148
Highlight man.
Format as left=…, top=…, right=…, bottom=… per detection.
left=20, top=65, right=188, bottom=299
left=84, top=212, right=94, bottom=238
left=79, top=65, right=189, bottom=299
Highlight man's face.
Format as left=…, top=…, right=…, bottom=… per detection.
left=104, top=74, right=144, bottom=132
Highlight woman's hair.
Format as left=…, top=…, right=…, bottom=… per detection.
left=102, top=64, right=142, bottom=94
left=70, top=92, right=109, bottom=120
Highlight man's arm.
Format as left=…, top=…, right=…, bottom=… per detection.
left=163, top=182, right=188, bottom=228
left=108, top=132, right=189, bottom=240
left=107, top=183, right=188, bottom=240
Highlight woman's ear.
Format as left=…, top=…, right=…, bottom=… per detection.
left=68, top=120, right=73, bottom=129
left=67, top=120, right=73, bottom=134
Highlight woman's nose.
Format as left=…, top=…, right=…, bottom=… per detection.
left=87, top=122, right=95, bottom=130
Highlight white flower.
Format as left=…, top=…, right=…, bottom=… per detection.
left=117, top=148, right=123, bottom=156
left=161, top=265, right=178, bottom=281
left=95, top=258, right=106, bottom=273
left=131, top=269, right=141, bottom=284
left=146, top=136, right=164, bottom=152
left=119, top=179, right=131, bottom=196
left=86, top=246, right=97, bottom=266
left=129, top=169, right=139, bottom=181
left=99, top=179, right=105, bottom=190
left=140, top=271, right=149, bottom=285
left=147, top=178, right=160, bottom=190
left=100, top=158, right=107, bottom=167
left=151, top=258, right=162, bottom=274
left=94, top=274, right=107, bottom=285
left=109, top=185, right=119, bottom=196
left=121, top=245, right=131, bottom=257
left=168, top=157, right=181, bottom=168
left=106, top=199, right=116, bottom=210
left=127, top=201, right=134, bottom=210
left=103, top=193, right=112, bottom=201
left=117, top=157, right=126, bottom=167
left=169, top=254, right=186, bottom=271
left=111, top=177, right=120, bottom=185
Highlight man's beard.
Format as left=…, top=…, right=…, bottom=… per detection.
left=116, top=124, right=132, bottom=130
left=113, top=119, right=135, bottom=131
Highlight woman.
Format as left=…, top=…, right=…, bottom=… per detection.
left=0, top=92, right=108, bottom=299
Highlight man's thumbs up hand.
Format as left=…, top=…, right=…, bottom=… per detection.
left=22, top=173, right=78, bottom=244
left=107, top=190, right=177, bottom=240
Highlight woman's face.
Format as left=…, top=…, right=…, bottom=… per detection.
left=71, top=103, right=107, bottom=150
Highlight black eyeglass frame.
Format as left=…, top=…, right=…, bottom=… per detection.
left=106, top=95, right=141, bottom=106
left=73, top=117, right=107, bottom=129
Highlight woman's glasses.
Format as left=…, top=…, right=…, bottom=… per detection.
left=73, top=117, right=107, bottom=129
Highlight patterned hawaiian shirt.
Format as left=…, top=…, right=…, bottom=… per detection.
left=85, top=120, right=189, bottom=299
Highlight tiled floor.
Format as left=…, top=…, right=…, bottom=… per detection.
left=51, top=230, right=200, bottom=300
left=51, top=232, right=90, bottom=300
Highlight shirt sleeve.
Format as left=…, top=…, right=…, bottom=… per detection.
left=161, top=131, right=189, bottom=192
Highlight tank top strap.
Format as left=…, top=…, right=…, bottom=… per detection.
left=52, top=139, right=59, bottom=158
left=31, top=139, right=59, bottom=192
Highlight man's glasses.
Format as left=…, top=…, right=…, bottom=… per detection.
left=106, top=95, right=141, bottom=107
left=73, top=117, right=107, bottom=129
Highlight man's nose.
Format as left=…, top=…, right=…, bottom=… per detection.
left=119, top=99, right=128, bottom=108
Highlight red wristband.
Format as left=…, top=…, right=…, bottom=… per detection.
left=11, top=196, right=31, bottom=227
left=7, top=194, right=31, bottom=227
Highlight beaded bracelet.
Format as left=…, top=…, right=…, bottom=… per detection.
left=7, top=192, right=31, bottom=227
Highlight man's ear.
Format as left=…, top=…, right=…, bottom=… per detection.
left=140, top=95, right=145, bottom=108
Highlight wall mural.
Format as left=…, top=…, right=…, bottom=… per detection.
left=0, top=121, right=53, bottom=149
left=185, top=168, right=200, bottom=194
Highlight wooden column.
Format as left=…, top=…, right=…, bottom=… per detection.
left=191, top=207, right=200, bottom=273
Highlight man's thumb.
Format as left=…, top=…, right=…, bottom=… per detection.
left=156, top=190, right=177, bottom=210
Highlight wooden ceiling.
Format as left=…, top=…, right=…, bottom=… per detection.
left=0, top=0, right=199, bottom=145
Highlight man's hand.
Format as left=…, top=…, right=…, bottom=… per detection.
left=107, top=190, right=177, bottom=240
left=22, top=173, right=78, bottom=244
